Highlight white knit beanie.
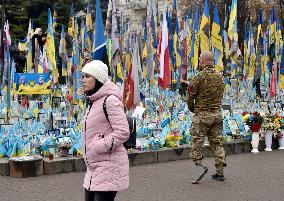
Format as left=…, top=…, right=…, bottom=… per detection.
left=82, top=60, right=109, bottom=84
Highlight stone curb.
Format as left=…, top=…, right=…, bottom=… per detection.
left=0, top=158, right=9, bottom=176
left=0, top=140, right=281, bottom=176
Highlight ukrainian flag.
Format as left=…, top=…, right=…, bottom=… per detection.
left=191, top=5, right=199, bottom=70
left=68, top=4, right=75, bottom=39
left=46, top=8, right=59, bottom=84
left=86, top=1, right=93, bottom=32
left=186, top=10, right=193, bottom=64
left=211, top=4, right=223, bottom=72
left=199, top=0, right=210, bottom=52
left=228, top=0, right=237, bottom=41
left=93, top=0, right=108, bottom=67
left=248, top=23, right=256, bottom=79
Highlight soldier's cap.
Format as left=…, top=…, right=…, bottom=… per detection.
left=200, top=51, right=214, bottom=67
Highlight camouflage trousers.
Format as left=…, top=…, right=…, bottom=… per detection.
left=190, top=111, right=226, bottom=175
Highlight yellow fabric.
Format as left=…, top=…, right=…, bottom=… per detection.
left=125, top=53, right=131, bottom=72
left=86, top=13, right=93, bottom=31
left=26, top=50, right=33, bottom=73
left=270, top=21, right=276, bottom=45
left=228, top=0, right=237, bottom=40
left=280, top=74, right=284, bottom=90
left=46, top=32, right=59, bottom=84
left=37, top=64, right=44, bottom=73
left=248, top=53, right=256, bottom=79
left=15, top=80, right=52, bottom=95
left=174, top=33, right=182, bottom=67
left=199, top=6, right=210, bottom=52
left=215, top=53, right=224, bottom=72
left=224, top=36, right=230, bottom=60
left=211, top=22, right=222, bottom=52
left=191, top=31, right=199, bottom=69
left=211, top=21, right=223, bottom=72
left=116, top=63, right=124, bottom=81
left=18, top=42, right=27, bottom=52
left=142, top=42, right=147, bottom=59
left=187, top=29, right=192, bottom=58
left=68, top=17, right=75, bottom=39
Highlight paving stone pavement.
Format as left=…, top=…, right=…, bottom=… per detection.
left=1, top=150, right=284, bottom=201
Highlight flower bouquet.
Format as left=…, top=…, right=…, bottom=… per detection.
left=277, top=115, right=284, bottom=148
left=261, top=113, right=281, bottom=137
left=242, top=112, right=264, bottom=132
left=58, top=142, right=71, bottom=157
left=242, top=112, right=264, bottom=153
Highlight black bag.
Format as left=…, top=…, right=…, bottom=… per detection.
left=103, top=95, right=136, bottom=149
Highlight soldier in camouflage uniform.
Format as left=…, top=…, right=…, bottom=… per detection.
left=187, top=51, right=227, bottom=181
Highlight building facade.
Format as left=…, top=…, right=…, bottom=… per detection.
left=115, top=0, right=171, bottom=34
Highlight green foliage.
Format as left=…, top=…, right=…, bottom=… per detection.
left=0, top=0, right=108, bottom=41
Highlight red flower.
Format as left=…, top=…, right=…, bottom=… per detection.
left=253, top=112, right=259, bottom=116
left=251, top=123, right=261, bottom=132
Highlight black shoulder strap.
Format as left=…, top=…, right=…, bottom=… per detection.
left=103, top=95, right=112, bottom=123
left=103, top=95, right=119, bottom=123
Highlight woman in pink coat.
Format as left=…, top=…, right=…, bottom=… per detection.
left=82, top=60, right=130, bottom=201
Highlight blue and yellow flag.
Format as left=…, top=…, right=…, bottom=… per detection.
left=228, top=0, right=237, bottom=41
left=151, top=10, right=158, bottom=49
left=68, top=3, right=75, bottom=39
left=223, top=5, right=229, bottom=60
left=86, top=1, right=93, bottom=32
left=199, top=0, right=210, bottom=52
left=167, top=8, right=175, bottom=68
left=211, top=4, right=223, bottom=72
left=93, top=0, right=108, bottom=67
left=46, top=8, right=58, bottom=84
left=186, top=10, right=193, bottom=63
left=173, top=0, right=182, bottom=68
left=270, top=9, right=276, bottom=46
left=248, top=23, right=256, bottom=79
left=191, top=5, right=199, bottom=70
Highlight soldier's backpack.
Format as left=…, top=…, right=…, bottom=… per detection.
left=103, top=95, right=136, bottom=149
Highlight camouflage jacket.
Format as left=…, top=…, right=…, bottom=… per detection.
left=187, top=66, right=224, bottom=113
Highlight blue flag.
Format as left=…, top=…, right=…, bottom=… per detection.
left=93, top=0, right=109, bottom=69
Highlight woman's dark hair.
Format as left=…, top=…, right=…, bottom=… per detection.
left=85, top=78, right=104, bottom=107
left=86, top=78, right=104, bottom=96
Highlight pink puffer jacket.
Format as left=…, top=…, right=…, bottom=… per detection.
left=82, top=80, right=129, bottom=192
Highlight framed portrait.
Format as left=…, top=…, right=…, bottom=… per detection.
left=222, top=105, right=231, bottom=114
left=48, top=129, right=60, bottom=137
left=56, top=119, right=67, bottom=128
left=52, top=97, right=61, bottom=108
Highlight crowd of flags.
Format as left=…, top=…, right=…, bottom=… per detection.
left=0, top=0, right=283, bottom=112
